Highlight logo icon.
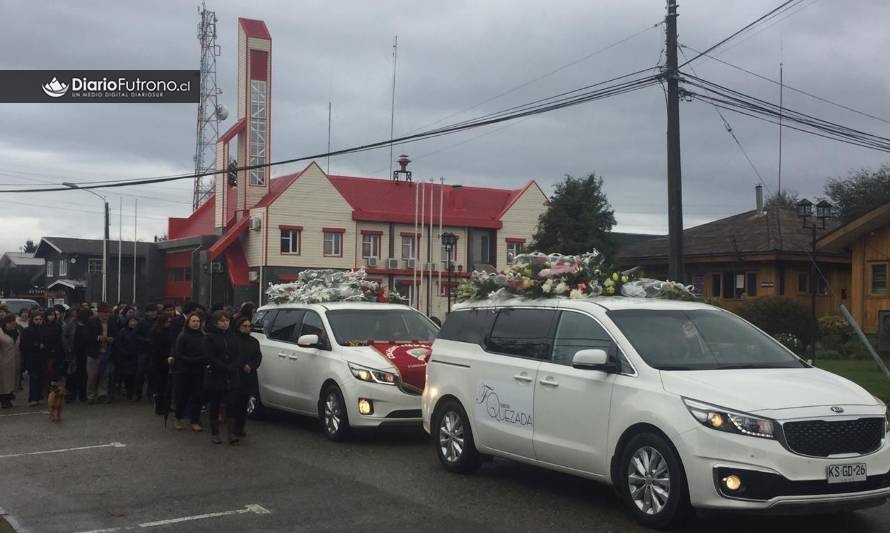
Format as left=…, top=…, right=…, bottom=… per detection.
left=830, top=406, right=844, bottom=413
left=42, top=77, right=69, bottom=98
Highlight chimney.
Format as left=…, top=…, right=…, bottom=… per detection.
left=755, top=184, right=763, bottom=212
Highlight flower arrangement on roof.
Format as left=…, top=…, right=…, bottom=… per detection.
left=266, top=268, right=406, bottom=304
left=456, top=251, right=696, bottom=302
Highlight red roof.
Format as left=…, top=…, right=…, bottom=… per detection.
left=225, top=242, right=252, bottom=287
left=328, top=175, right=530, bottom=229
left=239, top=18, right=271, bottom=40
left=208, top=215, right=249, bottom=261
left=168, top=195, right=215, bottom=240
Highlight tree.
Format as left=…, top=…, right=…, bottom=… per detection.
left=20, top=239, right=36, bottom=253
left=764, top=189, right=800, bottom=210
left=530, top=173, right=616, bottom=258
left=825, top=164, right=890, bottom=222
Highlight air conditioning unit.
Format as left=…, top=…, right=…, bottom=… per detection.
left=404, top=258, right=416, bottom=269
left=248, top=270, right=259, bottom=282
left=249, top=216, right=262, bottom=231
left=426, top=262, right=437, bottom=271
left=366, top=257, right=378, bottom=268
left=386, top=258, right=400, bottom=269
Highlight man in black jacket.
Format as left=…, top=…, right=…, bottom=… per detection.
left=81, top=303, right=115, bottom=403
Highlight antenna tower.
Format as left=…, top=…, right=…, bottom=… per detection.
left=193, top=2, right=225, bottom=211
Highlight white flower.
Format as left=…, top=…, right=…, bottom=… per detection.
left=542, top=279, right=553, bottom=293
left=569, top=289, right=585, bottom=299
left=555, top=282, right=568, bottom=294
left=604, top=278, right=615, bottom=288
left=588, top=282, right=603, bottom=296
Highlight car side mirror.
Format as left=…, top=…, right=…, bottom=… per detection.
left=297, top=334, right=319, bottom=347
left=572, top=348, right=610, bottom=370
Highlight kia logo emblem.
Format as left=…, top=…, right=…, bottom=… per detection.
left=830, top=406, right=844, bottom=413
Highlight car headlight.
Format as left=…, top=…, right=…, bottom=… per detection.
left=683, top=398, right=776, bottom=439
left=348, top=362, right=399, bottom=386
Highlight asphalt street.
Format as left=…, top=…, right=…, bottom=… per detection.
left=1, top=396, right=889, bottom=533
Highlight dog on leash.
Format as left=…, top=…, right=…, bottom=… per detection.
left=47, top=381, right=66, bottom=422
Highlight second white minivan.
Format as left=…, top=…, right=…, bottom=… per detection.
left=422, top=297, right=890, bottom=528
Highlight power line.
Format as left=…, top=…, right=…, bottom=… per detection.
left=679, top=43, right=890, bottom=126
left=678, top=0, right=802, bottom=68
left=0, top=70, right=661, bottom=194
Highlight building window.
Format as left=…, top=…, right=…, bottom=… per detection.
left=817, top=275, right=829, bottom=295
left=439, top=281, right=458, bottom=297
left=362, top=234, right=381, bottom=259
left=46, top=261, right=54, bottom=277
left=798, top=272, right=810, bottom=294
left=506, top=240, right=523, bottom=263
left=323, top=231, right=343, bottom=257
left=88, top=258, right=103, bottom=273
left=746, top=273, right=757, bottom=297
left=59, top=259, right=67, bottom=277
left=396, top=283, right=416, bottom=306
left=479, top=234, right=491, bottom=264
left=281, top=229, right=300, bottom=255
left=871, top=264, right=888, bottom=295
left=711, top=274, right=721, bottom=297
left=248, top=79, right=267, bottom=186
left=441, top=241, right=457, bottom=266
left=401, top=235, right=416, bottom=259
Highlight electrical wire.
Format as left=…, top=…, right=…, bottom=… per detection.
left=0, top=70, right=662, bottom=194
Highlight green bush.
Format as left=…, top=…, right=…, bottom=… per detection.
left=820, top=334, right=846, bottom=353
left=736, top=297, right=815, bottom=346
left=819, top=315, right=852, bottom=339
left=773, top=332, right=804, bottom=354
left=815, top=348, right=844, bottom=360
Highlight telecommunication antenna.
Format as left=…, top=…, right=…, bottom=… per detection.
left=193, top=2, right=228, bottom=211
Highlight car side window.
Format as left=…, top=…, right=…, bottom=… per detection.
left=438, top=309, right=496, bottom=347
left=551, top=311, right=616, bottom=366
left=300, top=311, right=329, bottom=348
left=486, top=308, right=556, bottom=360
left=252, top=310, right=274, bottom=335
left=268, top=309, right=304, bottom=343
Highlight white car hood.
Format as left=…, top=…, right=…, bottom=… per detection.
left=660, top=367, right=878, bottom=413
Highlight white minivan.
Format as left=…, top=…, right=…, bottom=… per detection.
left=251, top=301, right=438, bottom=440
left=422, top=297, right=890, bottom=528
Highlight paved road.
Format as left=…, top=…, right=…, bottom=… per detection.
left=1, top=398, right=888, bottom=533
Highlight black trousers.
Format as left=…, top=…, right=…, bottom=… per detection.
left=206, top=389, right=235, bottom=436
left=174, top=371, right=203, bottom=424
left=68, top=353, right=88, bottom=401
left=233, top=390, right=248, bottom=434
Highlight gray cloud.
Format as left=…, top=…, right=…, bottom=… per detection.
left=1, top=0, right=889, bottom=253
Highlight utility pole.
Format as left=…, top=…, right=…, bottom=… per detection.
left=665, top=0, right=684, bottom=282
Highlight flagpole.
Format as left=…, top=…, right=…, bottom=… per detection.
left=117, top=197, right=122, bottom=304
left=133, top=199, right=137, bottom=304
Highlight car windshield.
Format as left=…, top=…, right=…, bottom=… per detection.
left=325, top=309, right=438, bottom=345
left=607, top=309, right=806, bottom=370
left=2, top=300, right=37, bottom=314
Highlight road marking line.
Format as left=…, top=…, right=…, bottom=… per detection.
left=72, top=504, right=271, bottom=533
left=0, top=410, right=50, bottom=417
left=0, top=442, right=125, bottom=459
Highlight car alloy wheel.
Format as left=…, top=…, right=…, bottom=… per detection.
left=324, top=391, right=342, bottom=436
left=627, top=446, right=671, bottom=516
left=438, top=410, right=465, bottom=464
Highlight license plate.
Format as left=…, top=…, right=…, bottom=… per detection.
left=826, top=463, right=867, bottom=484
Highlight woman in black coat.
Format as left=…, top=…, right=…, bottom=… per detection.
left=42, top=310, right=65, bottom=384
left=203, top=311, right=241, bottom=444
left=232, top=316, right=262, bottom=438
left=151, top=314, right=172, bottom=397
left=171, top=312, right=207, bottom=432
left=21, top=314, right=48, bottom=405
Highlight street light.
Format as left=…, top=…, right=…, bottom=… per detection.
left=62, top=182, right=109, bottom=303
left=440, top=231, right=457, bottom=314
left=796, top=198, right=833, bottom=361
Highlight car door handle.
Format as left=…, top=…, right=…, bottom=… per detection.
left=287, top=354, right=298, bottom=360
left=513, top=374, right=533, bottom=383
left=538, top=378, right=559, bottom=387
left=277, top=352, right=288, bottom=358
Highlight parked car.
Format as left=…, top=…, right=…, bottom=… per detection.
left=422, top=297, right=890, bottom=529
left=0, top=298, right=40, bottom=314
left=251, top=302, right=438, bottom=440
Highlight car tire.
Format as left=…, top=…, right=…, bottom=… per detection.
left=617, top=431, right=692, bottom=530
left=246, top=385, right=266, bottom=420
left=320, top=384, right=350, bottom=442
left=433, top=399, right=481, bottom=474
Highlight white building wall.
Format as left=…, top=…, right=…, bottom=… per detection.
left=497, top=182, right=548, bottom=266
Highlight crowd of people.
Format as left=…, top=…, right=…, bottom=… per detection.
left=0, top=300, right=262, bottom=445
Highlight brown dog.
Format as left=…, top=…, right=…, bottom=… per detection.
left=47, top=382, right=66, bottom=422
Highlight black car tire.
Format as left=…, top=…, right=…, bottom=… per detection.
left=320, top=383, right=350, bottom=442
left=433, top=399, right=481, bottom=474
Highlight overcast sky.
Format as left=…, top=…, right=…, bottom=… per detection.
left=1, top=0, right=889, bottom=255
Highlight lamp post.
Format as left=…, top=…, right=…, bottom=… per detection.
left=796, top=198, right=833, bottom=361
left=63, top=182, right=109, bottom=303
left=441, top=231, right=457, bottom=314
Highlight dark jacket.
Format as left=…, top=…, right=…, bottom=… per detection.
left=168, top=314, right=186, bottom=355
left=81, top=318, right=115, bottom=359
left=173, top=327, right=206, bottom=374
left=42, top=321, right=64, bottom=370
left=203, top=325, right=241, bottom=392
left=152, top=323, right=173, bottom=367
left=116, top=327, right=140, bottom=375
left=62, top=318, right=78, bottom=362
left=234, top=330, right=262, bottom=393
left=21, top=324, right=47, bottom=373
